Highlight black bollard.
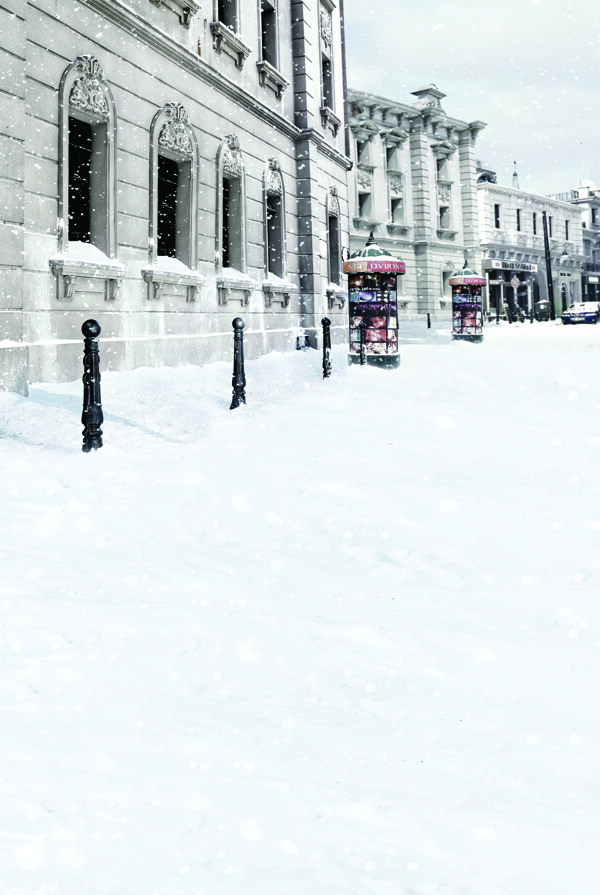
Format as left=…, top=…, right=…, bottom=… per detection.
left=427, top=312, right=431, bottom=329
left=321, top=316, right=332, bottom=379
left=359, top=322, right=366, bottom=366
left=230, top=317, right=246, bottom=409
left=81, top=319, right=104, bottom=452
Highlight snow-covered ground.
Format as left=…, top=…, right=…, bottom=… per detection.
left=2, top=320, right=599, bottom=895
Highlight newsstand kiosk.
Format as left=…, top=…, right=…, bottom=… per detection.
left=449, top=262, right=486, bottom=342
left=343, top=234, right=406, bottom=368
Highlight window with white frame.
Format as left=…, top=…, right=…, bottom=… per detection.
left=149, top=103, right=198, bottom=269
left=216, top=133, right=246, bottom=272
left=58, top=56, right=117, bottom=255
left=263, top=158, right=286, bottom=278
left=259, top=0, right=277, bottom=66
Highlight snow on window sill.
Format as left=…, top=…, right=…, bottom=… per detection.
left=142, top=257, right=206, bottom=302
left=262, top=273, right=297, bottom=309
left=320, top=105, right=341, bottom=137
left=216, top=269, right=258, bottom=306
left=326, top=283, right=346, bottom=310
left=49, top=242, right=126, bottom=302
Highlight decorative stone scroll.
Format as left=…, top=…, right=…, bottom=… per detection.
left=265, top=158, right=282, bottom=195
left=389, top=174, right=403, bottom=194
left=357, top=170, right=372, bottom=190
left=223, top=133, right=243, bottom=178
left=320, top=10, right=332, bottom=48
left=158, top=103, right=193, bottom=158
left=69, top=56, right=110, bottom=119
left=328, top=185, right=340, bottom=217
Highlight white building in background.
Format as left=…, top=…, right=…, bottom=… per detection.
left=477, top=164, right=584, bottom=319
left=347, top=85, right=485, bottom=317
left=0, top=0, right=351, bottom=394
left=548, top=180, right=600, bottom=303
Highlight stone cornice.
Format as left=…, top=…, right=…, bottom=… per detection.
left=478, top=182, right=585, bottom=213
left=296, top=128, right=353, bottom=169
left=82, top=0, right=299, bottom=141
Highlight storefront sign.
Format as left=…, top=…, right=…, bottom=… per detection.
left=343, top=259, right=406, bottom=274
left=482, top=259, right=538, bottom=273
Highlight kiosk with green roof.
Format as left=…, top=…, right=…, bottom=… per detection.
left=343, top=234, right=405, bottom=368
left=449, top=262, right=486, bottom=342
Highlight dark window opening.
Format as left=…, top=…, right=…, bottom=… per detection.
left=565, top=220, right=569, bottom=240
left=218, top=0, right=237, bottom=30
left=328, top=214, right=340, bottom=285
left=266, top=193, right=283, bottom=277
left=358, top=192, right=371, bottom=218
left=260, top=0, right=277, bottom=66
left=68, top=116, right=92, bottom=243
left=321, top=55, right=334, bottom=109
left=548, top=215, right=553, bottom=237
left=386, top=144, right=398, bottom=169
left=391, top=196, right=403, bottom=223
left=516, top=208, right=521, bottom=231
left=356, top=140, right=369, bottom=165
left=533, top=212, right=537, bottom=234
left=439, top=205, right=450, bottom=229
left=494, top=204, right=501, bottom=228
left=222, top=178, right=231, bottom=268
left=157, top=154, right=179, bottom=258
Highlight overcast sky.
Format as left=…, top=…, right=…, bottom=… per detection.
left=342, top=0, right=600, bottom=197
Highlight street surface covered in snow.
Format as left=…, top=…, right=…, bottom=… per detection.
left=2, top=321, right=599, bottom=895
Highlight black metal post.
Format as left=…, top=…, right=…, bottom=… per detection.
left=427, top=312, right=431, bottom=329
left=230, top=317, right=246, bottom=409
left=542, top=211, right=556, bottom=320
left=321, top=316, right=332, bottom=378
left=359, top=322, right=366, bottom=366
left=81, top=319, right=103, bottom=452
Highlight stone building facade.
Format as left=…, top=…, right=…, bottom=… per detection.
left=477, top=172, right=584, bottom=319
left=548, top=180, right=600, bottom=303
left=0, top=0, right=351, bottom=394
left=347, top=85, right=485, bottom=317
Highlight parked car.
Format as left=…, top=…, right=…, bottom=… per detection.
left=561, top=302, right=600, bottom=324
left=534, top=300, right=550, bottom=321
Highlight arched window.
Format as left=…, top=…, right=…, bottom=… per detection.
left=216, top=134, right=246, bottom=272
left=57, top=55, right=117, bottom=255
left=143, top=103, right=204, bottom=302
left=263, top=157, right=286, bottom=278
left=51, top=56, right=124, bottom=302
left=149, top=103, right=198, bottom=268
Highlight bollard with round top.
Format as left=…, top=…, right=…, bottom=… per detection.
left=230, top=317, right=246, bottom=409
left=81, top=319, right=104, bottom=452
left=321, top=316, right=332, bottom=379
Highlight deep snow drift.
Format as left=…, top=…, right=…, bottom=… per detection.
left=2, top=321, right=599, bottom=895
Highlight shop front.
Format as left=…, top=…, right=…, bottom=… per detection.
left=482, top=259, right=538, bottom=321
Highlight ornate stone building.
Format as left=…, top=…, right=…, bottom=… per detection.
left=0, top=0, right=351, bottom=393
left=347, top=85, right=485, bottom=317
left=548, top=180, right=600, bottom=303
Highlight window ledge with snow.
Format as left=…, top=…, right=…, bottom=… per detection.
left=353, top=217, right=381, bottom=232
left=262, top=275, right=297, bottom=309
left=436, top=228, right=458, bottom=241
left=142, top=257, right=206, bottom=302
left=216, top=269, right=258, bottom=307
left=49, top=243, right=126, bottom=302
left=210, top=22, right=252, bottom=69
left=256, top=60, right=289, bottom=98
left=326, top=284, right=346, bottom=310
left=387, top=223, right=411, bottom=237
left=320, top=105, right=341, bottom=138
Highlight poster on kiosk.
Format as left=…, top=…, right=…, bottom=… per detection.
left=343, top=234, right=406, bottom=368
left=449, top=262, right=486, bottom=342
